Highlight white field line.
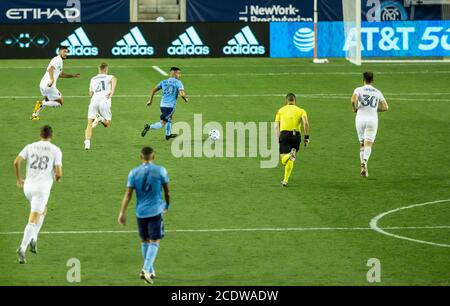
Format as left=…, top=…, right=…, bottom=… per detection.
left=0, top=93, right=448, bottom=101
left=370, top=199, right=450, bottom=248
left=0, top=225, right=448, bottom=235
left=181, top=71, right=450, bottom=77
left=152, top=65, right=168, bottom=76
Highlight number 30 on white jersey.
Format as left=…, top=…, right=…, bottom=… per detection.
left=353, top=85, right=385, bottom=119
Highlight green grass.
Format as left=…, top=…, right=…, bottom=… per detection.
left=0, top=58, right=449, bottom=285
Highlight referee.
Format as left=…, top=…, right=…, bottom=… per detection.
left=274, top=93, right=310, bottom=187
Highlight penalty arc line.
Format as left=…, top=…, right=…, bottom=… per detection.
left=0, top=225, right=449, bottom=235
left=370, top=199, right=450, bottom=248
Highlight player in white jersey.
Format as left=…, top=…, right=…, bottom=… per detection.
left=84, top=62, right=117, bottom=150
left=351, top=72, right=389, bottom=177
left=31, top=46, right=80, bottom=120
left=14, top=125, right=62, bottom=264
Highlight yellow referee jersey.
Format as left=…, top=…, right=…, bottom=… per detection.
left=275, top=104, right=307, bottom=132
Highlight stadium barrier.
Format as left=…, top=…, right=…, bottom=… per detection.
left=1, top=21, right=449, bottom=59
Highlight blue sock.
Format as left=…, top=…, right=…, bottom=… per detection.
left=150, top=122, right=163, bottom=129
left=144, top=242, right=159, bottom=273
left=165, top=121, right=172, bottom=136
left=141, top=242, right=150, bottom=260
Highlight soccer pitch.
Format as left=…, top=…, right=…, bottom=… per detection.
left=0, top=58, right=449, bottom=285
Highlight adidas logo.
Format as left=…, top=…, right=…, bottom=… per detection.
left=112, top=26, right=154, bottom=56
left=57, top=27, right=98, bottom=56
left=167, top=26, right=209, bottom=56
left=223, top=26, right=265, bottom=55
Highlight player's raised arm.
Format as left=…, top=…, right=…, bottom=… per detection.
left=378, top=99, right=389, bottom=112
left=351, top=93, right=359, bottom=113
left=147, top=86, right=160, bottom=107
left=59, top=71, right=80, bottom=79
left=118, top=187, right=134, bottom=225
left=302, top=114, right=310, bottom=147
left=13, top=155, right=25, bottom=188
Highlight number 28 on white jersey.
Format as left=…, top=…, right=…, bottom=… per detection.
left=19, top=141, right=62, bottom=187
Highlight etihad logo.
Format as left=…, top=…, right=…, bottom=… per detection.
left=223, top=26, right=265, bottom=55
left=167, top=26, right=209, bottom=56
left=112, top=26, right=154, bottom=56
left=57, top=27, right=98, bottom=56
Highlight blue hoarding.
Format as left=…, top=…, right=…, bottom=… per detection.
left=0, top=0, right=129, bottom=23
left=187, top=0, right=442, bottom=22
left=270, top=20, right=450, bottom=58
left=187, top=0, right=314, bottom=22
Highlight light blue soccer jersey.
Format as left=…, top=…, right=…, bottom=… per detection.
left=127, top=163, right=169, bottom=218
left=157, top=77, right=184, bottom=108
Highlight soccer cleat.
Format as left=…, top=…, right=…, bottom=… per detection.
left=30, top=239, right=37, bottom=254
left=30, top=114, right=40, bottom=121
left=165, top=134, right=178, bottom=140
left=289, top=148, right=297, bottom=161
left=92, top=114, right=102, bottom=128
left=361, top=162, right=368, bottom=178
left=84, top=140, right=91, bottom=150
left=33, top=100, right=42, bottom=113
left=17, top=247, right=26, bottom=264
left=281, top=181, right=288, bottom=187
left=141, top=124, right=150, bottom=137
left=140, top=269, right=156, bottom=280
left=142, top=271, right=154, bottom=284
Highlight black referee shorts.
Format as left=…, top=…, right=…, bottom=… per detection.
left=279, top=130, right=301, bottom=154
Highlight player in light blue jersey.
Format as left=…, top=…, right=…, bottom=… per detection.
left=118, top=146, right=170, bottom=284
left=141, top=67, right=189, bottom=140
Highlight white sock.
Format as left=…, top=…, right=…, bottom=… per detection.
left=363, top=147, right=372, bottom=163
left=20, top=223, right=36, bottom=251
left=32, top=215, right=45, bottom=242
left=42, top=101, right=61, bottom=107
left=359, top=149, right=364, bottom=164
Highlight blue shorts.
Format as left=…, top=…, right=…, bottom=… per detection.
left=160, top=107, right=175, bottom=122
left=136, top=214, right=164, bottom=241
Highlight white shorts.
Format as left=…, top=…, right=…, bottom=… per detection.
left=23, top=182, right=52, bottom=214
left=356, top=117, right=378, bottom=143
left=40, top=83, right=61, bottom=101
left=88, top=97, right=112, bottom=121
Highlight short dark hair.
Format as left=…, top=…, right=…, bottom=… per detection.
left=59, top=45, right=68, bottom=51
left=286, top=93, right=296, bottom=102
left=141, top=146, right=154, bottom=160
left=99, top=62, right=108, bottom=71
left=40, top=125, right=53, bottom=139
left=170, top=67, right=180, bottom=72
left=363, top=71, right=374, bottom=83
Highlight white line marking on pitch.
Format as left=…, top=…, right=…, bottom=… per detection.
left=370, top=199, right=450, bottom=248
left=0, top=93, right=448, bottom=101
left=152, top=66, right=168, bottom=76
left=0, top=225, right=448, bottom=235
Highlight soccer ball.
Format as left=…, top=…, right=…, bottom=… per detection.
left=208, top=129, right=220, bottom=141
left=156, top=16, right=165, bottom=22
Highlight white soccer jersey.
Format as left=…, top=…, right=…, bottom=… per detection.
left=90, top=74, right=114, bottom=98
left=40, top=56, right=63, bottom=86
left=353, top=85, right=385, bottom=119
left=19, top=141, right=62, bottom=189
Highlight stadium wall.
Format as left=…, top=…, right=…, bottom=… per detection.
left=1, top=21, right=450, bottom=59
